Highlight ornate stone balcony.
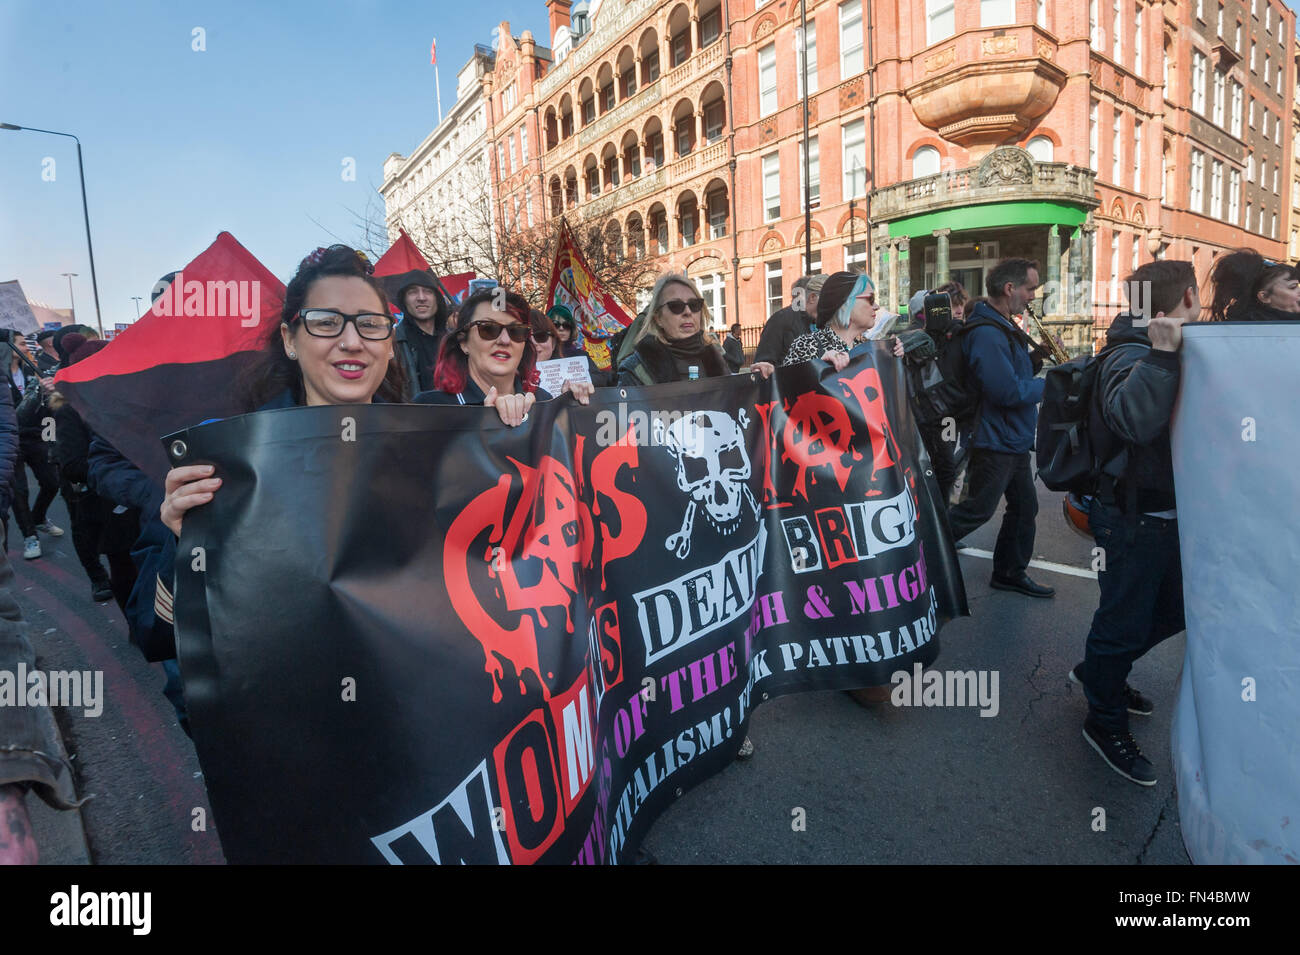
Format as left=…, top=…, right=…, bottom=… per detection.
left=669, top=140, right=727, bottom=182
left=871, top=149, right=1098, bottom=220
left=662, top=37, right=724, bottom=92
left=905, top=23, right=1067, bottom=148
left=577, top=80, right=663, bottom=149
left=583, top=166, right=667, bottom=219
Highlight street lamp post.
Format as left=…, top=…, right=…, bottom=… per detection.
left=799, top=0, right=812, bottom=275
left=60, top=271, right=78, bottom=320
left=2, top=123, right=104, bottom=337
left=131, top=296, right=143, bottom=318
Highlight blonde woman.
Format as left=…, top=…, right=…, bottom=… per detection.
left=617, top=273, right=774, bottom=385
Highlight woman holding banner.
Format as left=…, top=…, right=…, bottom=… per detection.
left=616, top=273, right=775, bottom=386
left=161, top=244, right=406, bottom=536
left=782, top=271, right=904, bottom=368
left=414, top=289, right=594, bottom=425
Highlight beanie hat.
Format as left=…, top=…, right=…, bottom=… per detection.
left=816, top=272, right=865, bottom=327
left=908, top=289, right=929, bottom=318
left=68, top=339, right=108, bottom=366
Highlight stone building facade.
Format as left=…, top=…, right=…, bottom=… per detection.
left=380, top=47, right=498, bottom=276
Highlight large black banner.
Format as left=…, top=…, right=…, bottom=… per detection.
left=170, top=350, right=967, bottom=863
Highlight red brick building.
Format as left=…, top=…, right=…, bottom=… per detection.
left=465, top=0, right=1295, bottom=346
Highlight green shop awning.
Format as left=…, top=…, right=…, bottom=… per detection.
left=887, top=201, right=1088, bottom=239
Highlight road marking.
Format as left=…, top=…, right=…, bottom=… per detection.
left=958, top=547, right=1098, bottom=580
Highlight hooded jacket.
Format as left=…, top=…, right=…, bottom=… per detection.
left=1093, top=311, right=1180, bottom=512
left=962, top=299, right=1045, bottom=454
left=389, top=272, right=449, bottom=397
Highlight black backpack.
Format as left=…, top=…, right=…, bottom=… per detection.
left=910, top=315, right=1025, bottom=428
left=1035, top=341, right=1147, bottom=495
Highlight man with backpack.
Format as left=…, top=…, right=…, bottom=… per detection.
left=945, top=258, right=1054, bottom=598
left=1070, top=259, right=1195, bottom=786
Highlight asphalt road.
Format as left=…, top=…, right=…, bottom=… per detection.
left=643, top=475, right=1191, bottom=865
left=17, top=476, right=1188, bottom=865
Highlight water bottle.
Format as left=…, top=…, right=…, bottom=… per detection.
left=688, top=365, right=699, bottom=381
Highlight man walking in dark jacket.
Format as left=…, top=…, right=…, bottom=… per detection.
left=1072, top=259, right=1195, bottom=786
left=754, top=275, right=820, bottom=365
left=946, top=258, right=1053, bottom=598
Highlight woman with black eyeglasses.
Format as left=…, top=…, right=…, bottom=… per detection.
left=161, top=245, right=406, bottom=536
left=616, top=273, right=775, bottom=386
left=414, top=289, right=595, bottom=426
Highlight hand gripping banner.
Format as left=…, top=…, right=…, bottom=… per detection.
left=169, top=351, right=967, bottom=863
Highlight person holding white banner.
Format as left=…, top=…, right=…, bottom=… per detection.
left=1072, top=260, right=1198, bottom=787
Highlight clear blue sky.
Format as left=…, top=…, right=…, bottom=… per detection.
left=0, top=0, right=542, bottom=329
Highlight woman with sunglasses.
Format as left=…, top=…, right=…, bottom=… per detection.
left=161, top=245, right=406, bottom=536
left=782, top=272, right=904, bottom=369
left=415, top=289, right=594, bottom=425
left=617, top=273, right=775, bottom=386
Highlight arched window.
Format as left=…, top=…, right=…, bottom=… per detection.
left=911, top=145, right=940, bottom=178
left=1026, top=136, right=1054, bottom=162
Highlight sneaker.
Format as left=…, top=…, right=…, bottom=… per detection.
left=91, top=580, right=114, bottom=603
left=1069, top=664, right=1154, bottom=716
left=23, top=536, right=41, bottom=560
left=736, top=736, right=755, bottom=760
left=1082, top=721, right=1157, bottom=786
left=989, top=573, right=1055, bottom=598
left=36, top=521, right=64, bottom=537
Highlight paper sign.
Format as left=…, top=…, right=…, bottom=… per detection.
left=536, top=356, right=591, bottom=396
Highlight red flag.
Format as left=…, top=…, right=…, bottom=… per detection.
left=430, top=38, right=436, bottom=65
left=545, top=220, right=632, bottom=370
left=372, top=229, right=432, bottom=276
left=55, top=232, right=284, bottom=483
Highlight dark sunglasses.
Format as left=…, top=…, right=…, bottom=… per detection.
left=660, top=297, right=704, bottom=315
left=531, top=329, right=554, bottom=344
left=296, top=308, right=394, bottom=340
left=463, top=320, right=530, bottom=343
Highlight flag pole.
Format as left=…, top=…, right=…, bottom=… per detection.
left=431, top=39, right=443, bottom=125
left=435, top=65, right=443, bottom=124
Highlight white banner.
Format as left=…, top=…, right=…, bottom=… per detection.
left=1171, top=322, right=1300, bottom=864
left=0, top=280, right=40, bottom=335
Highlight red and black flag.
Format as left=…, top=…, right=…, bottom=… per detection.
left=54, top=231, right=284, bottom=484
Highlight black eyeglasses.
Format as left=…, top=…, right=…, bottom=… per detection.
left=660, top=297, right=704, bottom=315
left=530, top=329, right=554, bottom=344
left=463, top=320, right=530, bottom=343
left=297, top=308, right=394, bottom=340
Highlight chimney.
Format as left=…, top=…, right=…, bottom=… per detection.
left=547, top=0, right=572, bottom=45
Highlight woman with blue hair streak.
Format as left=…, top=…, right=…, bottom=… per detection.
left=782, top=271, right=903, bottom=367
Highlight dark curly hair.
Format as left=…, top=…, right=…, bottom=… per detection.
left=238, top=244, right=407, bottom=410
left=1207, top=249, right=1296, bottom=322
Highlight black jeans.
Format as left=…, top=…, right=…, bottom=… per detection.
left=11, top=442, right=59, bottom=538
left=1079, top=501, right=1184, bottom=734
left=917, top=420, right=957, bottom=506
left=946, top=448, right=1038, bottom=579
